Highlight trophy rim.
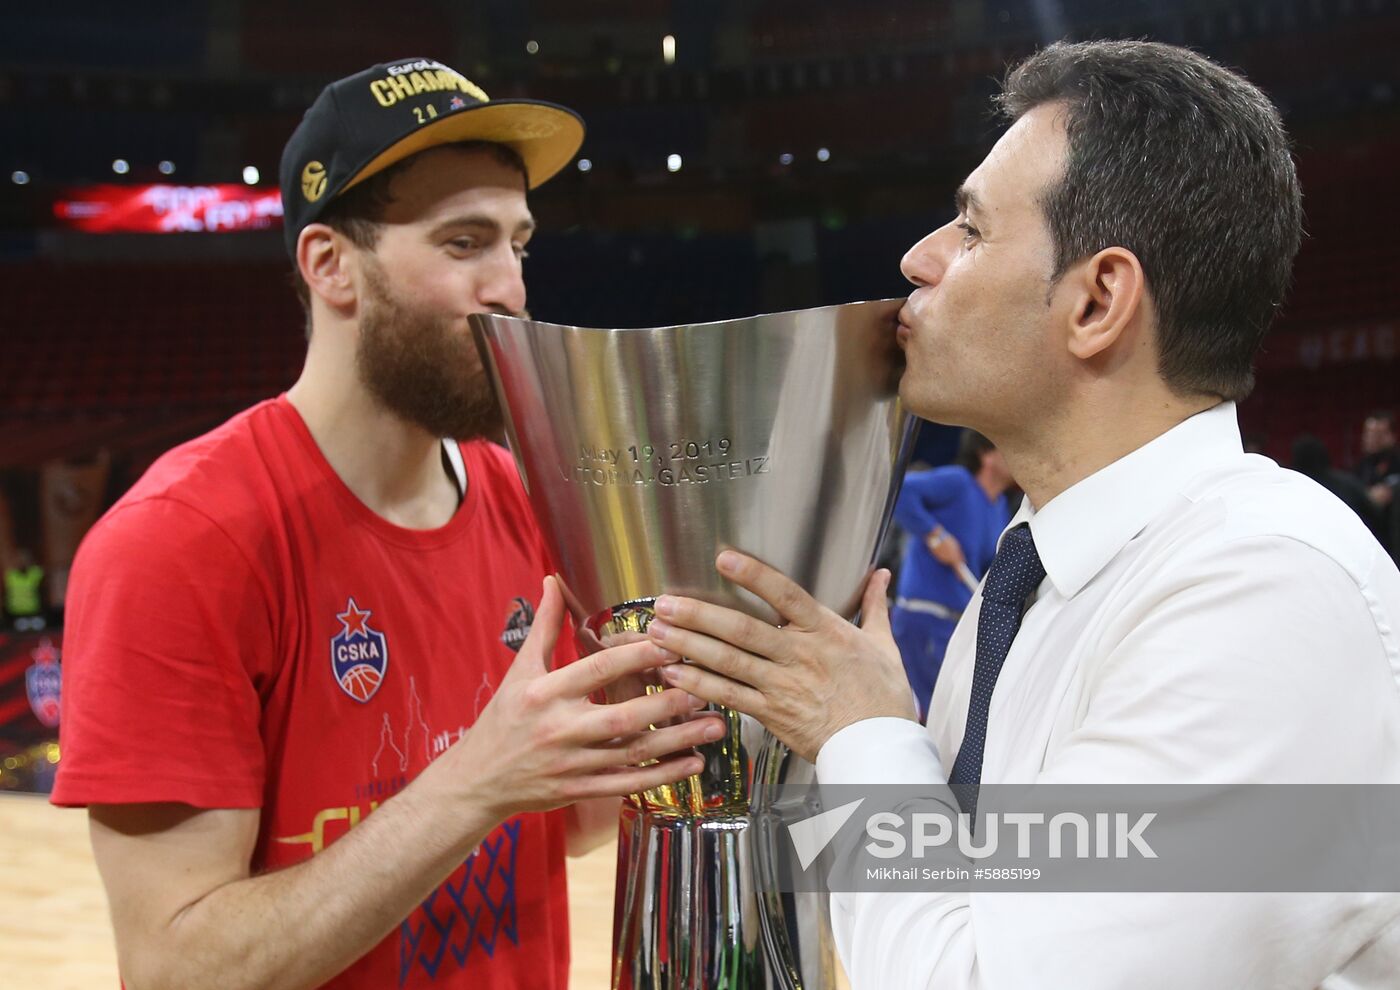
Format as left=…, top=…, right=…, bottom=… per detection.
left=467, top=296, right=904, bottom=335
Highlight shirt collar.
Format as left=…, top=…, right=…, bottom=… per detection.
left=1010, top=401, right=1244, bottom=599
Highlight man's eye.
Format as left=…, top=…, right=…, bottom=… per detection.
left=955, top=220, right=980, bottom=246
left=449, top=238, right=479, bottom=252
left=513, top=244, right=531, bottom=260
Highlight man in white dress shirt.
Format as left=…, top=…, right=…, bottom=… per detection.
left=643, top=40, right=1400, bottom=988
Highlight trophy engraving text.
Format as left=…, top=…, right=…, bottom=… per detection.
left=578, top=436, right=734, bottom=466
left=558, top=454, right=771, bottom=487
left=565, top=437, right=766, bottom=487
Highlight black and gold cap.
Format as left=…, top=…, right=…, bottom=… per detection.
left=278, top=56, right=585, bottom=257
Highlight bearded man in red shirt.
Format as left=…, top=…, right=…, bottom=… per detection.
left=52, top=57, right=723, bottom=990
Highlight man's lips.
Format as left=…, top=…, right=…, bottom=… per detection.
left=896, top=308, right=914, bottom=347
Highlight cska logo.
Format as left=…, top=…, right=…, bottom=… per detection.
left=26, top=638, right=62, bottom=728
left=330, top=598, right=389, bottom=703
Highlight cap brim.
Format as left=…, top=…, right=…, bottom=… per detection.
left=342, top=100, right=584, bottom=194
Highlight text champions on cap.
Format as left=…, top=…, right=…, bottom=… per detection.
left=370, top=59, right=490, bottom=109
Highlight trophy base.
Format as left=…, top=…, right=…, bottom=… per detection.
left=592, top=600, right=835, bottom=990
left=612, top=799, right=780, bottom=990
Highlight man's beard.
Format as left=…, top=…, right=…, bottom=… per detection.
left=355, top=260, right=507, bottom=441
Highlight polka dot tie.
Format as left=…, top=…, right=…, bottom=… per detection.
left=947, top=524, right=1045, bottom=823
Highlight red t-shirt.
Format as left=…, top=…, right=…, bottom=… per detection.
left=53, top=396, right=572, bottom=989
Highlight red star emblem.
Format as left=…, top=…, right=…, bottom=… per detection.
left=337, top=599, right=372, bottom=637
left=30, top=639, right=60, bottom=665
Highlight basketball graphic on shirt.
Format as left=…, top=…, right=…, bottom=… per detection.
left=331, top=598, right=389, bottom=703
left=400, top=818, right=522, bottom=981
left=339, top=664, right=382, bottom=702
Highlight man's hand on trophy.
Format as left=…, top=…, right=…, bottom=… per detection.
left=447, top=577, right=726, bottom=818
left=643, top=551, right=917, bottom=763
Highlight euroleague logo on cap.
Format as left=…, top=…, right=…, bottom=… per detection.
left=500, top=596, right=536, bottom=653
left=301, top=161, right=327, bottom=202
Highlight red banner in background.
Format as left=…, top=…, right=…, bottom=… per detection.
left=53, top=184, right=284, bottom=233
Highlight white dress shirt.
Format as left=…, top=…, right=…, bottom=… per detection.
left=816, top=402, right=1400, bottom=989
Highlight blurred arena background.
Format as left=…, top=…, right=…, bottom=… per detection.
left=1, top=1, right=1396, bottom=985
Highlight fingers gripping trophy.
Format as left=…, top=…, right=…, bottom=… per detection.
left=471, top=301, right=916, bottom=989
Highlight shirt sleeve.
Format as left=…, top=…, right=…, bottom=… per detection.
left=51, top=496, right=274, bottom=809
left=894, top=470, right=966, bottom=539
left=815, top=536, right=1400, bottom=989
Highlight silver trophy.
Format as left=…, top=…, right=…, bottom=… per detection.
left=471, top=300, right=917, bottom=989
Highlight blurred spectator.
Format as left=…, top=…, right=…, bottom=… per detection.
left=890, top=430, right=1014, bottom=720
left=40, top=451, right=113, bottom=627
left=1357, top=411, right=1398, bottom=476
left=1291, top=435, right=1381, bottom=536
left=1356, top=411, right=1398, bottom=505
left=4, top=548, right=46, bottom=632
left=1354, top=411, right=1399, bottom=562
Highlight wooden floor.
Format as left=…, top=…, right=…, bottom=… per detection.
left=0, top=794, right=849, bottom=989
left=0, top=794, right=118, bottom=989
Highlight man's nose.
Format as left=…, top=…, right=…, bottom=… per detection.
left=475, top=247, right=528, bottom=316
left=899, top=221, right=956, bottom=289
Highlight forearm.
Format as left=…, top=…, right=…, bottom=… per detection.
left=133, top=760, right=500, bottom=990
left=566, top=796, right=621, bottom=856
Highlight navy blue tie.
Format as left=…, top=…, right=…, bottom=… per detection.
left=947, top=524, right=1045, bottom=822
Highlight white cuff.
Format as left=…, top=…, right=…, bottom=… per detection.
left=814, top=717, right=946, bottom=786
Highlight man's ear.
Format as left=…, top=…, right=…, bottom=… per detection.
left=1063, top=246, right=1146, bottom=361
left=296, top=224, right=357, bottom=312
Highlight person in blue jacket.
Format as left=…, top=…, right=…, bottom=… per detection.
left=891, top=430, right=1015, bottom=719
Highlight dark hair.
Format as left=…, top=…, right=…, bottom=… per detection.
left=954, top=430, right=996, bottom=473
left=1367, top=410, right=1395, bottom=426
left=997, top=40, right=1303, bottom=402
left=290, top=140, right=528, bottom=334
